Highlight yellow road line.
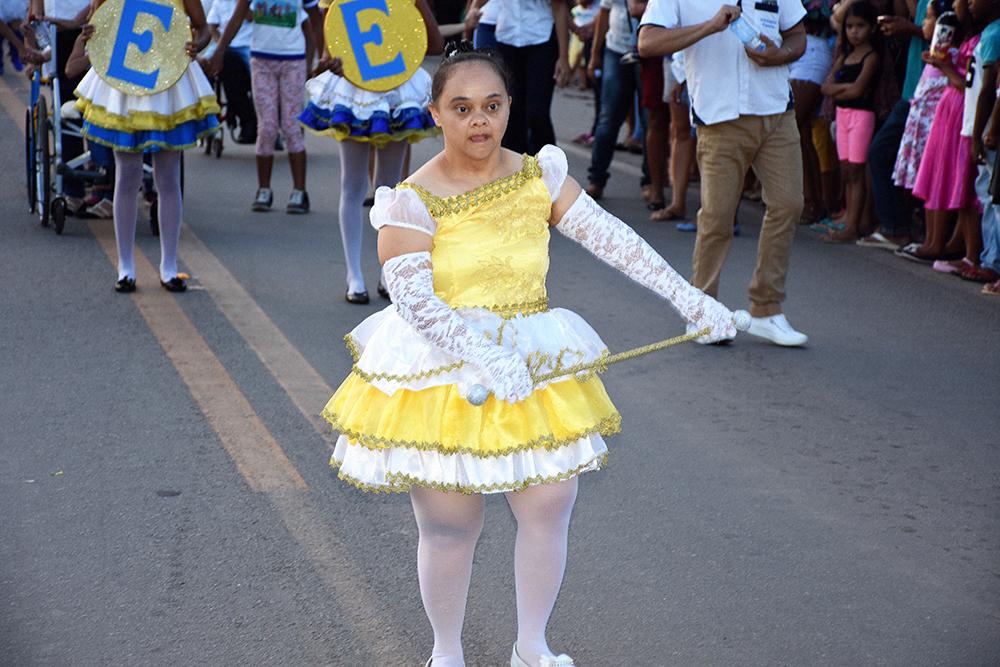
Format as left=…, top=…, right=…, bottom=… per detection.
left=180, top=231, right=337, bottom=446
left=0, top=78, right=405, bottom=657
left=89, top=221, right=307, bottom=492
left=0, top=75, right=28, bottom=131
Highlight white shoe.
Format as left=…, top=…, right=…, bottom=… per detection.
left=511, top=643, right=575, bottom=667
left=747, top=313, right=808, bottom=347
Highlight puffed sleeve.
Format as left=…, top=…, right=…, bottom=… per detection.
left=369, top=186, right=437, bottom=236
left=536, top=144, right=569, bottom=202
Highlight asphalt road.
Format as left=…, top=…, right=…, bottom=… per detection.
left=1, top=70, right=998, bottom=667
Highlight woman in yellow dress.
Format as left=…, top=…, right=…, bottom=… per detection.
left=322, top=46, right=738, bottom=667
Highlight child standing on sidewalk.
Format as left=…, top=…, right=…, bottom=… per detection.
left=820, top=0, right=880, bottom=243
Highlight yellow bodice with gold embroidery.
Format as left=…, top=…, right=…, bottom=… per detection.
left=399, top=155, right=551, bottom=318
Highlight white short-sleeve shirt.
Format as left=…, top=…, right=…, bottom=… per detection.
left=495, top=0, right=555, bottom=48
left=248, top=0, right=318, bottom=60
left=43, top=0, right=90, bottom=21
left=207, top=0, right=252, bottom=50
left=640, top=0, right=805, bottom=126
left=600, top=0, right=637, bottom=55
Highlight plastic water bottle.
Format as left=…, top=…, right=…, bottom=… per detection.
left=729, top=16, right=765, bottom=52
left=29, top=20, right=51, bottom=60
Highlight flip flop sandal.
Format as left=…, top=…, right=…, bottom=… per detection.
left=982, top=280, right=1000, bottom=296
left=646, top=201, right=666, bottom=211
left=958, top=265, right=1000, bottom=283
left=651, top=208, right=685, bottom=221
left=894, top=243, right=934, bottom=263
left=810, top=218, right=845, bottom=233
left=932, top=259, right=970, bottom=274
left=855, top=232, right=900, bottom=250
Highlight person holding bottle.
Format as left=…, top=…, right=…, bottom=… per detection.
left=638, top=0, right=810, bottom=346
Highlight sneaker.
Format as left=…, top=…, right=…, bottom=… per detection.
left=747, top=313, right=808, bottom=347
left=252, top=187, right=273, bottom=212
left=286, top=189, right=309, bottom=214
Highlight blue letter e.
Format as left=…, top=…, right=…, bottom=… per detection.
left=107, top=0, right=174, bottom=90
left=340, top=0, right=406, bottom=82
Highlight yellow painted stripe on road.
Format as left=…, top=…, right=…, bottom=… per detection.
left=180, top=231, right=337, bottom=446
left=0, top=75, right=27, bottom=131
left=89, top=221, right=307, bottom=493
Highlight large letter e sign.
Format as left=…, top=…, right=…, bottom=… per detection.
left=107, top=0, right=174, bottom=90
left=340, top=0, right=406, bottom=82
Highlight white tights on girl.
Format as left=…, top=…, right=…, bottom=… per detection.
left=337, top=140, right=409, bottom=294
left=410, top=477, right=578, bottom=667
left=113, top=150, right=183, bottom=283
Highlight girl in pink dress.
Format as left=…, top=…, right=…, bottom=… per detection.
left=902, top=2, right=980, bottom=262
left=893, top=0, right=957, bottom=190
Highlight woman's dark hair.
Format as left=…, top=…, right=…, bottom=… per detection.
left=431, top=41, right=512, bottom=103
left=839, top=0, right=882, bottom=55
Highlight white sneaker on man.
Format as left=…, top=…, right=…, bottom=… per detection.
left=747, top=313, right=808, bottom=347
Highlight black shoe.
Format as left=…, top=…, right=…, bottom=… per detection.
left=160, top=277, right=188, bottom=292
left=345, top=290, right=369, bottom=304
left=377, top=283, right=390, bottom=300
left=286, top=190, right=310, bottom=214
left=363, top=195, right=375, bottom=207
left=114, top=277, right=136, bottom=293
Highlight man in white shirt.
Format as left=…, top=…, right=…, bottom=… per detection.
left=638, top=0, right=809, bottom=346
left=494, top=0, right=571, bottom=153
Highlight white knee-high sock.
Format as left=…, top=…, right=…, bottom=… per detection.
left=506, top=478, right=579, bottom=666
left=152, top=150, right=183, bottom=282
left=337, top=141, right=373, bottom=294
left=410, top=487, right=485, bottom=667
left=113, top=151, right=144, bottom=280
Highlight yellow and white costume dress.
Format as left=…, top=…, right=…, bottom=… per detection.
left=323, top=146, right=620, bottom=493
left=323, top=145, right=737, bottom=494
left=75, top=63, right=220, bottom=152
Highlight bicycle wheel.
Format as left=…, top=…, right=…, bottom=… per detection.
left=36, top=96, right=50, bottom=227
left=25, top=108, right=36, bottom=213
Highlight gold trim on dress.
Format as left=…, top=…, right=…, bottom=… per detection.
left=74, top=94, right=221, bottom=131
left=322, top=407, right=622, bottom=457
left=329, top=452, right=608, bottom=495
left=398, top=154, right=543, bottom=218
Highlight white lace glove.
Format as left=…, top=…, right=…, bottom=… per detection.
left=382, top=252, right=535, bottom=403
left=556, top=191, right=737, bottom=343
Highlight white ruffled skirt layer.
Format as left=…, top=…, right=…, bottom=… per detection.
left=74, top=66, right=220, bottom=152
left=298, top=69, right=438, bottom=146
left=326, top=306, right=620, bottom=494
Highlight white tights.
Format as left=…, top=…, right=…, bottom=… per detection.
left=113, top=150, right=183, bottom=283
left=336, top=140, right=408, bottom=294
left=410, top=478, right=579, bottom=667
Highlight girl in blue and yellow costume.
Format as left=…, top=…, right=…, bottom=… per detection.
left=75, top=0, right=219, bottom=293
left=323, top=47, right=739, bottom=667
left=298, top=0, right=442, bottom=303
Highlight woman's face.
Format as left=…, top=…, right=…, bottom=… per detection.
left=429, top=62, right=511, bottom=161
left=923, top=6, right=938, bottom=41
left=845, top=15, right=873, bottom=47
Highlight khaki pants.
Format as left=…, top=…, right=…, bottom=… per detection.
left=693, top=111, right=804, bottom=316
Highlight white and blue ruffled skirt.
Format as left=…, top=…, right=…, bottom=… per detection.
left=75, top=64, right=220, bottom=153
left=297, top=68, right=438, bottom=147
